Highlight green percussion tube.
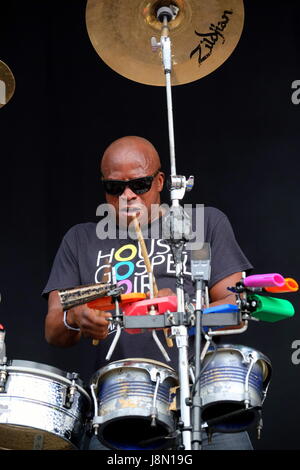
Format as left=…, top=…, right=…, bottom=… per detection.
left=248, top=294, right=295, bottom=322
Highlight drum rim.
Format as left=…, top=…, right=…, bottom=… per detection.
left=2, top=359, right=89, bottom=393
left=5, top=359, right=69, bottom=377
left=107, top=357, right=175, bottom=368
left=98, top=414, right=174, bottom=450
left=206, top=344, right=271, bottom=363
left=90, top=357, right=178, bottom=384
left=203, top=344, right=272, bottom=382
left=0, top=423, right=78, bottom=450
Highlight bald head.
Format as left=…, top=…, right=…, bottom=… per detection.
left=99, top=136, right=165, bottom=226
left=101, top=136, right=161, bottom=178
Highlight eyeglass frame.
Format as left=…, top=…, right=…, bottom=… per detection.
left=101, top=168, right=162, bottom=196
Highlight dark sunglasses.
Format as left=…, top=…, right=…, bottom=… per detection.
left=102, top=169, right=161, bottom=196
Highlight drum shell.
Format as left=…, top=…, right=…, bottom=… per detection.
left=0, top=360, right=91, bottom=450
left=200, top=345, right=272, bottom=432
left=90, top=358, right=178, bottom=450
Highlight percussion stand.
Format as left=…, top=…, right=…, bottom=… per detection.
left=190, top=245, right=211, bottom=450
left=151, top=6, right=194, bottom=450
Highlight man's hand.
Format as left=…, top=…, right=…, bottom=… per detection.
left=45, top=290, right=112, bottom=347
left=67, top=304, right=112, bottom=340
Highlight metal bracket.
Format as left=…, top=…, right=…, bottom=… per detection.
left=64, top=372, right=79, bottom=409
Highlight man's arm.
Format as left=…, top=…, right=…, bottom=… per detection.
left=208, top=271, right=244, bottom=330
left=45, top=290, right=112, bottom=347
left=209, top=271, right=241, bottom=307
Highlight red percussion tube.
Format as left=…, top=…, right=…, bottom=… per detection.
left=265, top=278, right=299, bottom=294
left=122, top=295, right=178, bottom=334
left=243, top=273, right=285, bottom=288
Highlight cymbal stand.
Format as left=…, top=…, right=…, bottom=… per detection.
left=151, top=6, right=194, bottom=450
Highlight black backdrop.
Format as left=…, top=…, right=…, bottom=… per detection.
left=0, top=0, right=300, bottom=450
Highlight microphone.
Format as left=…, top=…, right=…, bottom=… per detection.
left=190, top=242, right=211, bottom=282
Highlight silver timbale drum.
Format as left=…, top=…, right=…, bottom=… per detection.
left=90, top=358, right=178, bottom=450
left=0, top=360, right=91, bottom=450
left=200, top=345, right=272, bottom=433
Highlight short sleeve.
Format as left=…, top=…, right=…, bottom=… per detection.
left=42, top=226, right=81, bottom=298
left=209, top=212, right=253, bottom=288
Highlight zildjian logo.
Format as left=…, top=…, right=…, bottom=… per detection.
left=190, top=10, right=233, bottom=64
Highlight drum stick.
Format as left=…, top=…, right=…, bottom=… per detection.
left=133, top=216, right=158, bottom=296
left=133, top=216, right=173, bottom=348
left=92, top=260, right=111, bottom=346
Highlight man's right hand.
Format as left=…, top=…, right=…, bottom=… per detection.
left=66, top=304, right=112, bottom=340
left=45, top=290, right=112, bottom=347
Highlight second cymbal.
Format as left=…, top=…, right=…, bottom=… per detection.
left=0, top=60, right=16, bottom=108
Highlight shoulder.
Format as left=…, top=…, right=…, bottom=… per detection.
left=190, top=205, right=227, bottom=220
left=192, top=205, right=229, bottom=227
left=202, top=207, right=235, bottom=243
left=204, top=206, right=236, bottom=236
left=204, top=206, right=227, bottom=220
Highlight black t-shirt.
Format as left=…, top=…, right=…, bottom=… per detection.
left=42, top=207, right=253, bottom=371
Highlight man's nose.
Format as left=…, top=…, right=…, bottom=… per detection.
left=121, top=186, right=137, bottom=199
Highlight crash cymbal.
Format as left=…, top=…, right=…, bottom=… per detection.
left=0, top=60, right=15, bottom=108
left=86, top=0, right=244, bottom=86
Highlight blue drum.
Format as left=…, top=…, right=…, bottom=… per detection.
left=90, top=358, right=178, bottom=450
left=200, top=344, right=272, bottom=433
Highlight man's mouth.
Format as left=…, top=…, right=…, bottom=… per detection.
left=120, top=206, right=141, bottom=214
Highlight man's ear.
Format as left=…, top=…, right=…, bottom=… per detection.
left=157, top=171, right=165, bottom=192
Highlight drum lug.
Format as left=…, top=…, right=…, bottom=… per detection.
left=64, top=372, right=79, bottom=409
left=149, top=372, right=161, bottom=427
left=33, top=434, right=44, bottom=450
left=91, top=416, right=103, bottom=435
left=256, top=411, right=263, bottom=439
left=149, top=367, right=160, bottom=382
left=90, top=383, right=103, bottom=436
left=244, top=352, right=260, bottom=409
